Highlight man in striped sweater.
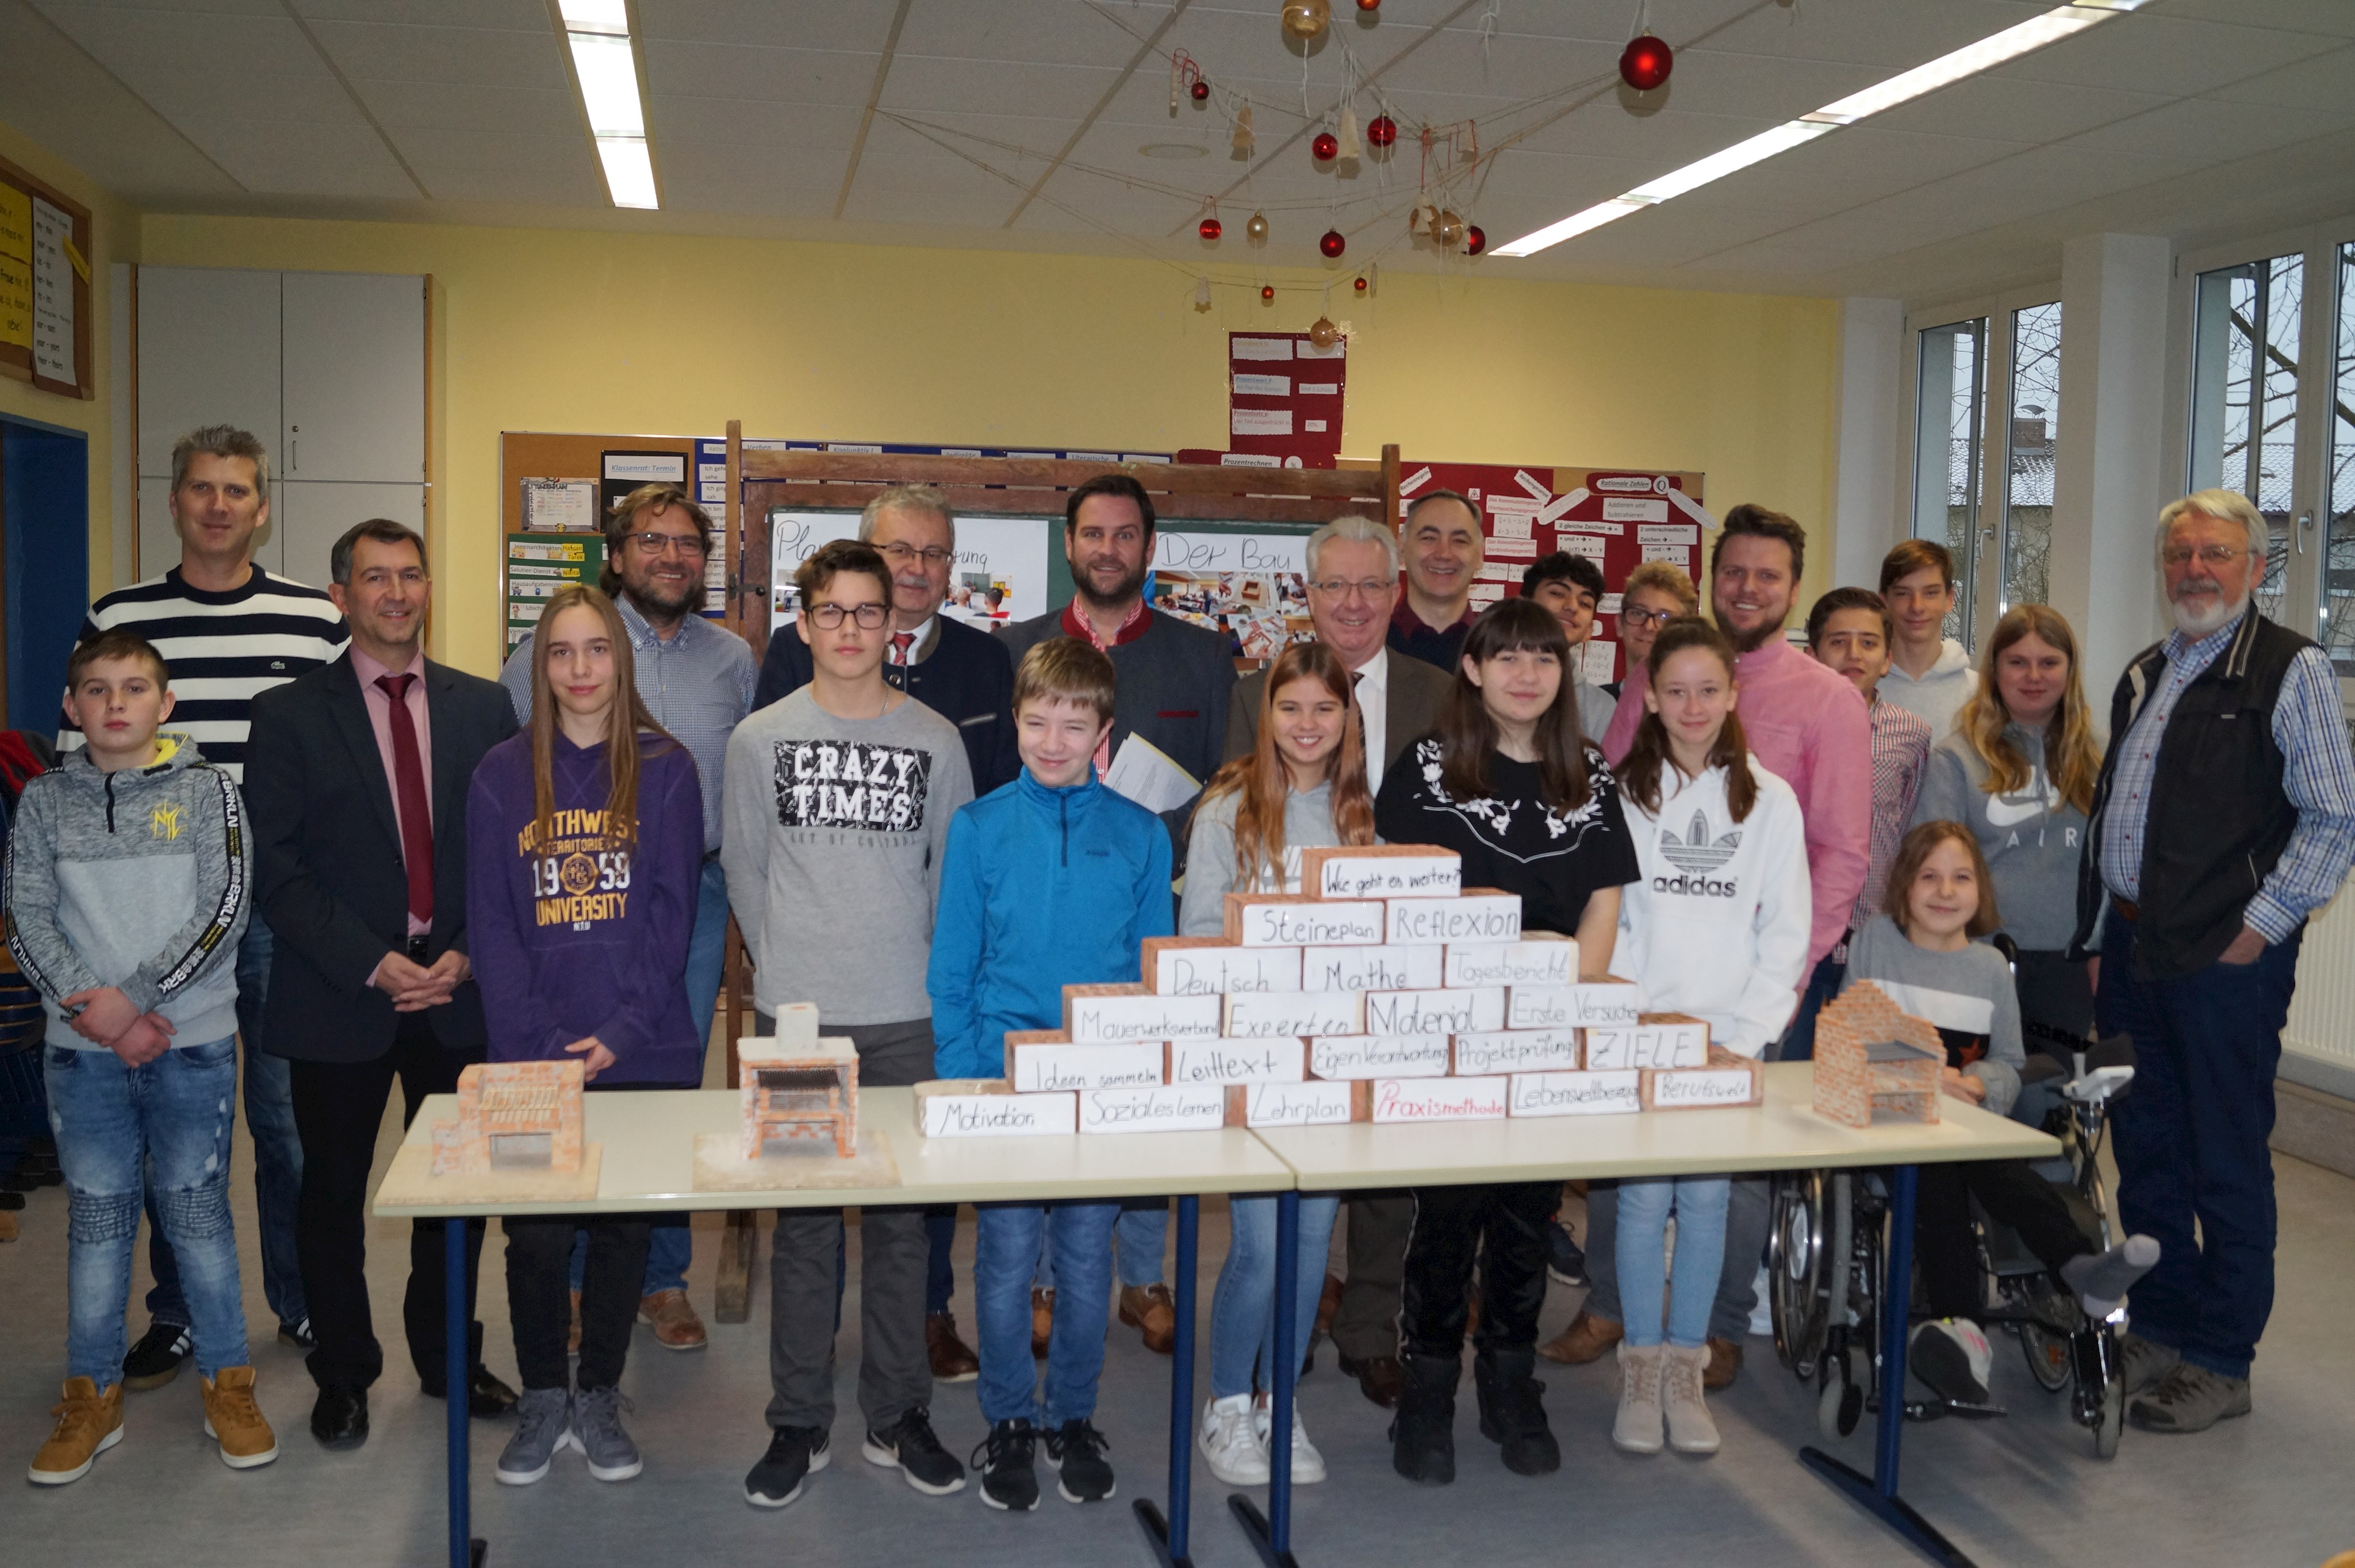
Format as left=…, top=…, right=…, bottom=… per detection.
left=58, top=425, right=348, bottom=1386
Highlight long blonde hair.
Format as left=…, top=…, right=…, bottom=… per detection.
left=1955, top=604, right=2099, bottom=815
left=1195, top=642, right=1375, bottom=889
left=528, top=586, right=677, bottom=852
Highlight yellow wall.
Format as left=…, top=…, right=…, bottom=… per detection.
left=0, top=121, right=138, bottom=598
left=132, top=214, right=1839, bottom=678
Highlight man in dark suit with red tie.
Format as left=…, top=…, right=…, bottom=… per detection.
left=246, top=519, right=519, bottom=1450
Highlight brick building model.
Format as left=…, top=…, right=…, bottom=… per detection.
left=739, top=1003, right=860, bottom=1160
left=431, top=1060, right=585, bottom=1174
left=1809, top=980, right=1944, bottom=1128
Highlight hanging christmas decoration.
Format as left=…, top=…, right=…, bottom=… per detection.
left=1367, top=113, right=1397, bottom=149
left=1199, top=214, right=1223, bottom=240
left=1436, top=209, right=1466, bottom=247
left=1353, top=274, right=1367, bottom=293
left=1409, top=198, right=1435, bottom=236
left=1320, top=228, right=1346, bottom=258
left=1357, top=0, right=1380, bottom=10
left=1231, top=105, right=1256, bottom=158
left=1261, top=284, right=1276, bottom=301
left=1465, top=224, right=1487, bottom=255
left=1336, top=105, right=1361, bottom=160
left=1195, top=277, right=1213, bottom=309
left=1246, top=210, right=1270, bottom=242
left=1620, top=33, right=1673, bottom=91
left=1280, top=0, right=1332, bottom=41
left=1171, top=51, right=1204, bottom=112
left=1308, top=316, right=1342, bottom=350
left=1312, top=130, right=1339, bottom=163
left=1192, top=79, right=1211, bottom=102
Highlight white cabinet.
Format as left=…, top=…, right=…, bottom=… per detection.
left=135, top=268, right=280, bottom=481
left=274, top=480, right=425, bottom=593
left=280, top=273, right=425, bottom=484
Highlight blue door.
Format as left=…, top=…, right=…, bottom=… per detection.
left=2, top=416, right=90, bottom=733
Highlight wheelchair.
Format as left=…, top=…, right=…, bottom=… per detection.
left=1767, top=1025, right=2138, bottom=1459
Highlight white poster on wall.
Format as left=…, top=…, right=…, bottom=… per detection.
left=769, top=510, right=1052, bottom=633
left=1148, top=531, right=1314, bottom=660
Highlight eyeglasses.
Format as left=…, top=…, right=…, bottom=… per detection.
left=806, top=602, right=889, bottom=630
left=1618, top=606, right=1679, bottom=629
left=877, top=542, right=955, bottom=568
left=623, top=531, right=709, bottom=557
left=2161, top=544, right=2252, bottom=569
left=1309, top=578, right=1395, bottom=599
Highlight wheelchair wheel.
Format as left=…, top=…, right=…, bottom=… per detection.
left=2095, top=1375, right=2124, bottom=1458
left=2016, top=1278, right=2078, bottom=1394
left=1817, top=1343, right=1863, bottom=1441
left=1769, top=1171, right=1829, bottom=1375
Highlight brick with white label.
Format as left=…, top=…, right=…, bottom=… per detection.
left=1301, top=845, right=1462, bottom=900
left=1505, top=980, right=1644, bottom=1030
left=1141, top=937, right=1304, bottom=995
left=1234, top=1079, right=1364, bottom=1128
left=1226, top=893, right=1387, bottom=948
left=1385, top=891, right=1522, bottom=945
left=1450, top=1028, right=1583, bottom=1075
left=1003, top=1035, right=1168, bottom=1093
left=1361, top=987, right=1503, bottom=1037
left=1301, top=944, right=1443, bottom=992
left=915, top=1081, right=1079, bottom=1137
left=1077, top=1083, right=1228, bottom=1134
left=1583, top=1013, right=1711, bottom=1071
left=1222, top=991, right=1364, bottom=1038
left=1063, top=984, right=1222, bottom=1042
left=1509, top=1070, right=1643, bottom=1117
left=1169, top=1037, right=1306, bottom=1085
left=1370, top=1075, right=1510, bottom=1123
left=1641, top=1045, right=1764, bottom=1110
left=1443, top=937, right=1577, bottom=989
left=1308, top=1035, right=1452, bottom=1079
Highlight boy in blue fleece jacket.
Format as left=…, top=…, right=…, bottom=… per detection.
left=927, top=638, right=1173, bottom=1512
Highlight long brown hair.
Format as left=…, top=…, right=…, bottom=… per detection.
left=1617, top=618, right=1760, bottom=822
left=1955, top=604, right=2099, bottom=815
left=1196, top=642, right=1374, bottom=888
left=528, top=586, right=677, bottom=853
left=1436, top=597, right=1591, bottom=811
left=1885, top=820, right=2002, bottom=940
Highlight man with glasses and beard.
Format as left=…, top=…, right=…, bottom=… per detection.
left=2073, top=489, right=2355, bottom=1435
left=500, top=482, right=755, bottom=1353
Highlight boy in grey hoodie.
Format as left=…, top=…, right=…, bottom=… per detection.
left=6, top=630, right=273, bottom=1485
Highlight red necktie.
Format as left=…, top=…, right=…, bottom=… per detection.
left=891, top=631, right=915, bottom=665
left=375, top=673, right=435, bottom=927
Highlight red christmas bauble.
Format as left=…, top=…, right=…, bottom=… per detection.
left=1353, top=274, right=1367, bottom=292
left=1320, top=228, right=1346, bottom=258
left=1357, top=0, right=1379, bottom=10
left=1312, top=131, right=1339, bottom=162
left=1190, top=79, right=1210, bottom=102
left=1464, top=225, right=1486, bottom=255
left=1620, top=34, right=1673, bottom=91
left=1366, top=114, right=1397, bottom=148
left=1261, top=284, right=1276, bottom=301
left=1199, top=217, right=1222, bottom=240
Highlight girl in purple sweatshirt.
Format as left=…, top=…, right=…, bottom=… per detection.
left=465, top=586, right=703, bottom=1488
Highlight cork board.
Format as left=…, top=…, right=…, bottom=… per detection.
left=692, top=1128, right=901, bottom=1193
left=376, top=1140, right=604, bottom=1206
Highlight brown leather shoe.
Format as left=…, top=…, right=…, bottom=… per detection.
left=927, top=1310, right=980, bottom=1382
left=1314, top=1273, right=1342, bottom=1342
left=1337, top=1351, right=1405, bottom=1408
left=1119, top=1283, right=1178, bottom=1355
left=1704, top=1336, right=1743, bottom=1390
left=1537, top=1309, right=1623, bottom=1365
left=639, top=1288, right=708, bottom=1351
left=1031, top=1287, right=1054, bottom=1358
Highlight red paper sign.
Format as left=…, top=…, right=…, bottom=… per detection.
left=1226, top=332, right=1345, bottom=467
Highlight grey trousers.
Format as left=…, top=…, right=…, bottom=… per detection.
left=1579, top=1175, right=1772, bottom=1344
left=764, top=1015, right=934, bottom=1434
left=1331, top=1192, right=1413, bottom=1360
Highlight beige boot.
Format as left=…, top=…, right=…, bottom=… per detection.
left=1611, top=1343, right=1663, bottom=1455
left=200, top=1366, right=279, bottom=1470
left=1662, top=1344, right=1721, bottom=1455
left=29, top=1378, right=122, bottom=1485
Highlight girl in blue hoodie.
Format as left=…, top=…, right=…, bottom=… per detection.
left=465, top=586, right=702, bottom=1488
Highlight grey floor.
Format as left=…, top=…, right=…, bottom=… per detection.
left=5, top=1080, right=2353, bottom=1568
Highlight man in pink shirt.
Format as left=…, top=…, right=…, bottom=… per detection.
left=1567, top=505, right=1870, bottom=1389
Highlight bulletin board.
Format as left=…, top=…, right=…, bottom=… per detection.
left=0, top=153, right=95, bottom=400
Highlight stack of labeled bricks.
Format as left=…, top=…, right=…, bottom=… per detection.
left=916, top=845, right=1760, bottom=1139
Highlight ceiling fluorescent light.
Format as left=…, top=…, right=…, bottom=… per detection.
left=568, top=32, right=644, bottom=138
left=558, top=0, right=628, bottom=34
left=597, top=137, right=659, bottom=210
left=558, top=3, right=657, bottom=209
left=1498, top=0, right=2146, bottom=257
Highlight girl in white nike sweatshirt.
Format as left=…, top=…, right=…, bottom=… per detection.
left=1608, top=619, right=1811, bottom=1459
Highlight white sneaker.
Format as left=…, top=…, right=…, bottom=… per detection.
left=1908, top=1318, right=1993, bottom=1406
left=1198, top=1393, right=1269, bottom=1485
left=1747, top=1264, right=1774, bottom=1337
left=1251, top=1393, right=1326, bottom=1485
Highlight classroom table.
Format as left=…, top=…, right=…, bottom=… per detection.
left=1246, top=1062, right=2058, bottom=1568
left=372, top=1084, right=1297, bottom=1568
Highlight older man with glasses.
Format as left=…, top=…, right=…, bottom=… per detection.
left=2072, top=488, right=2355, bottom=1435
left=500, top=482, right=756, bottom=1352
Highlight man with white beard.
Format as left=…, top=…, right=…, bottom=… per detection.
left=2073, top=488, right=2355, bottom=1435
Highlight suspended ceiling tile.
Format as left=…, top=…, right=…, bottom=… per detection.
left=1700, top=0, right=2069, bottom=71
left=2200, top=44, right=2355, bottom=112
left=301, top=17, right=572, bottom=90
left=1862, top=73, right=2173, bottom=145
left=637, top=0, right=909, bottom=52
left=0, top=0, right=248, bottom=198
left=899, top=0, right=1176, bottom=68
left=2062, top=94, right=2355, bottom=163
left=1674, top=126, right=2030, bottom=223
left=348, top=81, right=580, bottom=137
left=645, top=39, right=881, bottom=106
left=293, top=0, right=550, bottom=25
left=1987, top=12, right=2338, bottom=97
left=2156, top=0, right=2355, bottom=38
left=170, top=118, right=417, bottom=197
left=657, top=97, right=865, bottom=154
left=878, top=55, right=1122, bottom=119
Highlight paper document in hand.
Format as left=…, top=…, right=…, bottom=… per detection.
left=1102, top=734, right=1199, bottom=814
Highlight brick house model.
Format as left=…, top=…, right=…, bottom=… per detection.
left=431, top=1060, right=585, bottom=1174
left=740, top=1032, right=861, bottom=1160
left=1811, top=981, right=1945, bottom=1129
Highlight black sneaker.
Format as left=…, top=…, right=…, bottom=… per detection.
left=122, top=1322, right=191, bottom=1391
left=743, top=1425, right=830, bottom=1508
left=864, top=1406, right=966, bottom=1496
left=278, top=1317, right=315, bottom=1351
left=1545, top=1220, right=1587, bottom=1286
left=972, top=1419, right=1040, bottom=1512
left=1042, top=1419, right=1115, bottom=1504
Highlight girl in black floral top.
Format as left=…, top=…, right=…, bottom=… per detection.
left=1372, top=597, right=1641, bottom=1488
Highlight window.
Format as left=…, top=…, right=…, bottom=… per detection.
left=2189, top=254, right=2303, bottom=626
left=1911, top=317, right=1986, bottom=645
left=2002, top=302, right=2062, bottom=614
left=2329, top=243, right=2355, bottom=676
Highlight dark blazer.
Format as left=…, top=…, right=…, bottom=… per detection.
left=246, top=652, right=519, bottom=1063
left=754, top=612, right=1019, bottom=796
left=1224, top=646, right=1453, bottom=779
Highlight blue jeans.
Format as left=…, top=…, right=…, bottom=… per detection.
left=977, top=1201, right=1118, bottom=1426
left=2100, top=907, right=2300, bottom=1379
left=49, top=1038, right=252, bottom=1383
left=148, top=919, right=305, bottom=1329
left=1615, top=1176, right=1731, bottom=1350
left=1033, top=1199, right=1165, bottom=1293
left=1210, top=1193, right=1338, bottom=1400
